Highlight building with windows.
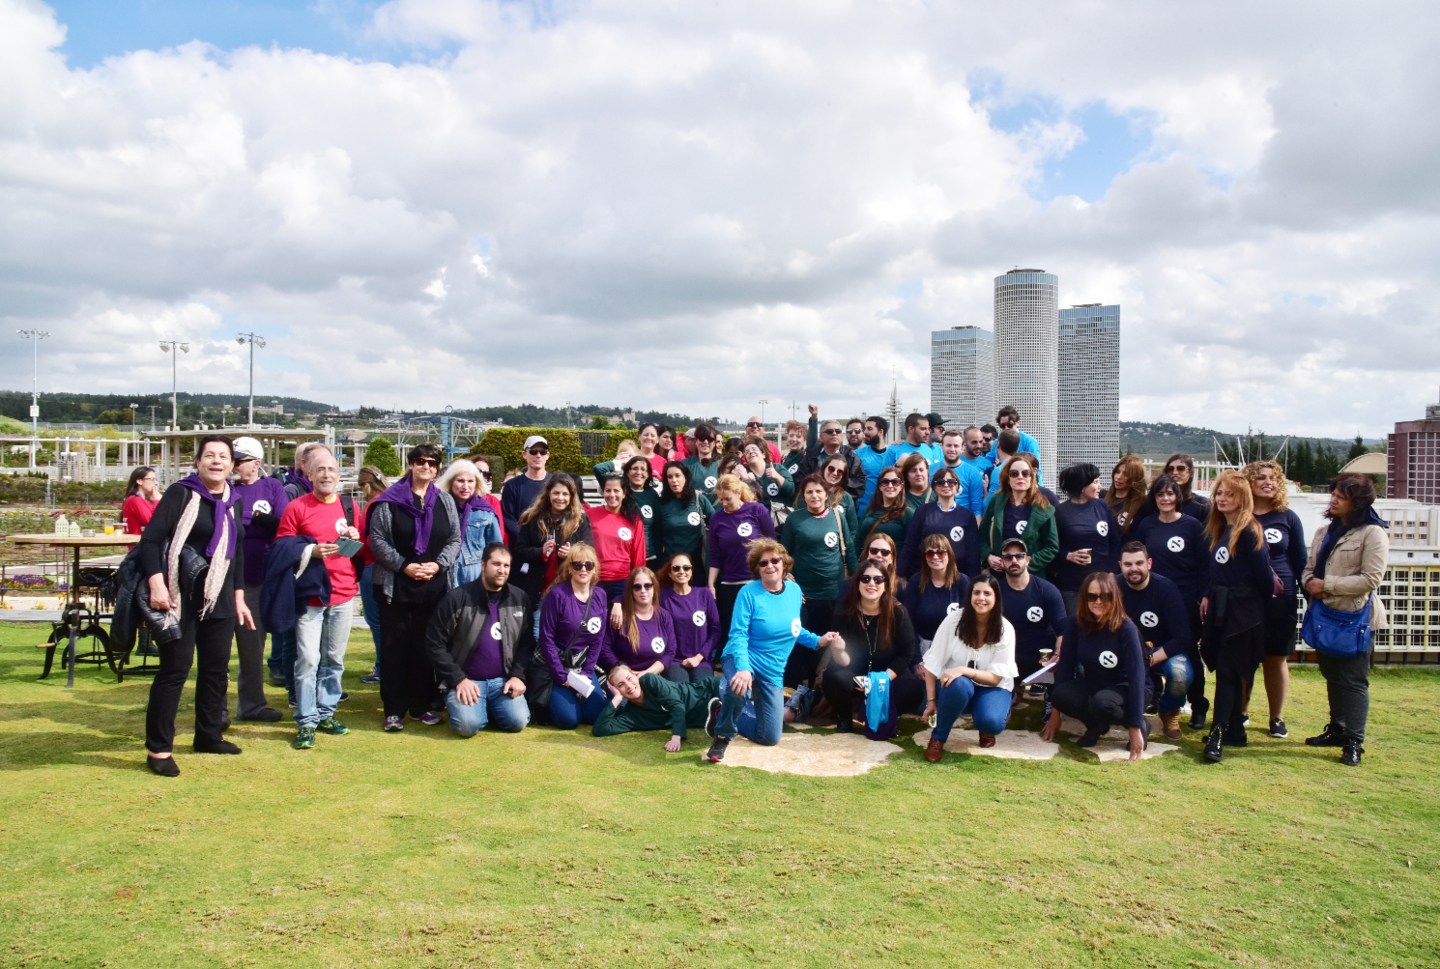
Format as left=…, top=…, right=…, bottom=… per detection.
left=1387, top=397, right=1440, bottom=503
left=1057, top=303, right=1120, bottom=471
left=992, top=269, right=1058, bottom=479
left=929, top=325, right=994, bottom=429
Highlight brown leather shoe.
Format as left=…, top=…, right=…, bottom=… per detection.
left=1159, top=711, right=1182, bottom=740
left=924, top=738, right=945, bottom=763
left=978, top=732, right=996, bottom=748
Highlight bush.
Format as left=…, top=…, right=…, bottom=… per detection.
left=363, top=438, right=403, bottom=478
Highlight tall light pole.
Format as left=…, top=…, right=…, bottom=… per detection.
left=130, top=402, right=138, bottom=439
left=758, top=399, right=768, bottom=425
left=159, top=340, right=190, bottom=430
left=235, top=331, right=266, bottom=428
left=17, top=329, right=49, bottom=470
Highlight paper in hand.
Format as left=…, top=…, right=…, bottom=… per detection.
left=565, top=670, right=595, bottom=698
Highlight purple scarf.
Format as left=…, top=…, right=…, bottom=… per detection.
left=177, top=473, right=241, bottom=558
left=371, top=475, right=440, bottom=555
left=455, top=493, right=490, bottom=532
left=285, top=467, right=313, bottom=495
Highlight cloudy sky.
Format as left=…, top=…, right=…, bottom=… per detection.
left=2, top=0, right=1436, bottom=437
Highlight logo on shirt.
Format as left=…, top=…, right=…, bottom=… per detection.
left=1016, top=520, right=1029, bottom=536
left=1264, top=528, right=1282, bottom=545
left=1166, top=536, right=1186, bottom=553
left=786, top=463, right=800, bottom=475
left=949, top=525, right=964, bottom=542
left=687, top=512, right=701, bottom=526
left=946, top=602, right=961, bottom=615
left=617, top=527, right=633, bottom=542
left=1026, top=606, right=1045, bottom=623
left=336, top=518, right=349, bottom=534
left=1140, top=611, right=1159, bottom=629
left=1214, top=546, right=1230, bottom=564
left=767, top=483, right=778, bottom=496
left=737, top=522, right=754, bottom=538
left=824, top=531, right=838, bottom=548
left=1117, top=512, right=1129, bottom=527
left=1097, top=521, right=1109, bottom=536
left=692, top=610, right=706, bottom=627
left=252, top=499, right=272, bottom=515
left=650, top=636, right=666, bottom=654
left=640, top=505, right=653, bottom=520
left=489, top=622, right=502, bottom=640
left=790, top=618, right=802, bottom=636
left=1098, top=650, right=1119, bottom=669
left=704, top=476, right=717, bottom=490
left=585, top=617, right=603, bottom=635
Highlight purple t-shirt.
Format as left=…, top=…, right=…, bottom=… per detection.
left=463, top=599, right=506, bottom=681
left=661, top=587, right=720, bottom=662
left=600, top=611, right=677, bottom=670
left=233, top=476, right=290, bottom=587
left=708, top=502, right=776, bottom=583
left=539, top=583, right=608, bottom=685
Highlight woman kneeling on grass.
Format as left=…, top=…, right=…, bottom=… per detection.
left=921, top=573, right=1017, bottom=762
left=593, top=664, right=722, bottom=751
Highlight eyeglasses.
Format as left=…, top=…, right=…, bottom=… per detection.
left=858, top=574, right=886, bottom=586
left=571, top=561, right=597, bottom=572
left=528, top=448, right=549, bottom=456
left=633, top=582, right=654, bottom=590
left=1000, top=552, right=1028, bottom=561
left=670, top=565, right=692, bottom=573
left=758, top=557, right=783, bottom=568
left=879, top=478, right=901, bottom=487
left=925, top=549, right=949, bottom=558
left=867, top=547, right=893, bottom=557
left=413, top=458, right=440, bottom=468
left=1086, top=592, right=1111, bottom=603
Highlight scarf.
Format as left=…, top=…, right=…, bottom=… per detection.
left=169, top=474, right=238, bottom=619
left=285, top=467, right=313, bottom=495
left=1315, top=507, right=1386, bottom=581
left=456, top=493, right=492, bottom=533
left=371, top=475, right=439, bottom=555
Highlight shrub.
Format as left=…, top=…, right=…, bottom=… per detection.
left=363, top=438, right=403, bottom=478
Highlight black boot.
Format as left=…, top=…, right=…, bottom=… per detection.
left=1188, top=697, right=1210, bottom=731
left=1203, top=726, right=1224, bottom=763
left=1305, top=724, right=1345, bottom=747
left=1340, top=742, right=1363, bottom=767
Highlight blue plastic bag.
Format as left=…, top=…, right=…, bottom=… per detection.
left=864, top=672, right=891, bottom=733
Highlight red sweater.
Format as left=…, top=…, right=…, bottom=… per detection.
left=586, top=506, right=647, bottom=582
left=278, top=494, right=360, bottom=604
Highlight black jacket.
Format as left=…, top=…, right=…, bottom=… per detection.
left=260, top=536, right=333, bottom=635
left=425, top=581, right=535, bottom=689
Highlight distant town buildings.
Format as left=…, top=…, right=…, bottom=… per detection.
left=1388, top=397, right=1440, bottom=503
left=929, top=326, right=994, bottom=433
left=1057, top=303, right=1120, bottom=471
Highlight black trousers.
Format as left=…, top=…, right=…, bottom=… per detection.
left=1184, top=599, right=1207, bottom=709
left=822, top=666, right=924, bottom=727
left=1051, top=678, right=1150, bottom=740
left=379, top=598, right=442, bottom=719
left=145, top=609, right=236, bottom=754
left=713, top=582, right=745, bottom=666
left=784, top=598, right=836, bottom=688
left=1318, top=649, right=1370, bottom=742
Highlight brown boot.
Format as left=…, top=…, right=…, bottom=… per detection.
left=1159, top=711, right=1182, bottom=741
left=924, top=738, right=945, bottom=763
left=978, top=732, right=997, bottom=748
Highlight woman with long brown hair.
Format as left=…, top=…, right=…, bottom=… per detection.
left=599, top=567, right=681, bottom=682
left=979, top=455, right=1057, bottom=576
left=902, top=533, right=972, bottom=661
left=820, top=561, right=921, bottom=736
left=1243, top=459, right=1305, bottom=739
left=515, top=474, right=593, bottom=609
left=920, top=572, right=1015, bottom=761
left=858, top=466, right=912, bottom=550
left=1106, top=455, right=1148, bottom=537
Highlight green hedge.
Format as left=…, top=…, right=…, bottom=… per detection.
left=0, top=478, right=125, bottom=506
left=469, top=428, right=652, bottom=477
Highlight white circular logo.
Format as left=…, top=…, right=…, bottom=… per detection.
left=946, top=602, right=961, bottom=615
left=949, top=525, right=964, bottom=542
left=786, top=463, right=800, bottom=475
left=1016, top=520, right=1028, bottom=536
left=489, top=622, right=502, bottom=640
left=691, top=610, right=706, bottom=627
left=704, top=476, right=717, bottom=490
left=824, top=531, right=838, bottom=548
left=335, top=518, right=349, bottom=535
left=252, top=499, right=272, bottom=515
left=1097, top=521, right=1109, bottom=537
left=1117, top=512, right=1129, bottom=527
left=687, top=512, right=701, bottom=526
left=1264, top=528, right=1282, bottom=545
left=737, top=522, right=754, bottom=538
left=1026, top=606, right=1044, bottom=623
left=1098, top=650, right=1118, bottom=669
left=1215, top=546, right=1230, bottom=564
left=767, top=483, right=778, bottom=496
left=1166, top=536, right=1186, bottom=553
left=650, top=636, right=666, bottom=654
left=640, top=505, right=653, bottom=520
left=1140, top=611, right=1159, bottom=628
left=617, top=526, right=633, bottom=541
left=790, top=618, right=802, bottom=636
left=585, top=617, right=603, bottom=635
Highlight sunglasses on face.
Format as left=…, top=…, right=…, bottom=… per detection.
left=528, top=448, right=549, bottom=456
left=758, top=557, right=783, bottom=568
left=935, top=479, right=958, bottom=487
left=868, top=547, right=892, bottom=557
left=825, top=467, right=844, bottom=475
left=413, top=458, right=439, bottom=468
left=572, top=561, right=597, bottom=572
left=925, top=549, right=949, bottom=558
left=1086, top=592, right=1112, bottom=603
left=1000, top=552, right=1028, bottom=561
left=879, top=478, right=901, bottom=487
left=1008, top=469, right=1031, bottom=479
left=477, top=469, right=492, bottom=480
left=633, top=582, right=654, bottom=591
left=670, top=565, right=692, bottom=573
left=1165, top=464, right=1186, bottom=473
left=822, top=428, right=842, bottom=435
left=858, top=574, right=886, bottom=586
left=746, top=422, right=764, bottom=429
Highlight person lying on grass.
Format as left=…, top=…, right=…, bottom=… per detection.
left=593, top=664, right=722, bottom=751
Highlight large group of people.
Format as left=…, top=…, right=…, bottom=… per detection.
left=118, top=404, right=1390, bottom=777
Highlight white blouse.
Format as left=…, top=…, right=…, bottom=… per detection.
left=922, top=610, right=1019, bottom=693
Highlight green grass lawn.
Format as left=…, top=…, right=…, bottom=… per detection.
left=2, top=622, right=1438, bottom=968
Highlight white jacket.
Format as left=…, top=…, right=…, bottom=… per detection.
left=923, top=610, right=1019, bottom=692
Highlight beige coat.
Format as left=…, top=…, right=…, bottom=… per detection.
left=1301, top=523, right=1389, bottom=630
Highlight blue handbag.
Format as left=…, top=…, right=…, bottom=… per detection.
left=1301, top=599, right=1372, bottom=657
left=864, top=672, right=891, bottom=734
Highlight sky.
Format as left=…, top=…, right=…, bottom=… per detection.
left=2, top=0, right=1437, bottom=438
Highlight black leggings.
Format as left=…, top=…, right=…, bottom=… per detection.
left=1051, top=678, right=1150, bottom=740
left=379, top=598, right=441, bottom=719
left=145, top=609, right=236, bottom=754
left=822, top=666, right=924, bottom=727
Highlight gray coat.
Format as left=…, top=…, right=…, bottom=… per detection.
left=1302, top=522, right=1389, bottom=629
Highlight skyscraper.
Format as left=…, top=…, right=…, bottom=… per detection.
left=993, top=268, right=1058, bottom=478
left=929, top=325, right=994, bottom=428
left=1388, top=396, right=1440, bottom=503
left=1058, top=303, right=1121, bottom=471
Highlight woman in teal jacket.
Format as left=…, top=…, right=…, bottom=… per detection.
left=980, top=455, right=1057, bottom=576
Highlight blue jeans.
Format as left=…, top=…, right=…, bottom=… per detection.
left=1156, top=653, right=1192, bottom=714
left=293, top=600, right=353, bottom=727
left=550, top=676, right=608, bottom=729
left=359, top=563, right=382, bottom=674
left=716, top=655, right=779, bottom=746
left=933, top=677, right=1012, bottom=742
left=446, top=679, right=530, bottom=736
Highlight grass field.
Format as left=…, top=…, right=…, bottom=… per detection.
left=2, top=623, right=1438, bottom=968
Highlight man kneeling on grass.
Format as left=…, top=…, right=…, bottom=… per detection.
left=593, top=664, right=721, bottom=751
left=424, top=543, right=533, bottom=736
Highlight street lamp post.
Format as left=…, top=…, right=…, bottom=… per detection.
left=235, top=331, right=266, bottom=428
left=17, top=329, right=49, bottom=471
left=758, top=399, right=768, bottom=425
left=159, top=340, right=190, bottom=430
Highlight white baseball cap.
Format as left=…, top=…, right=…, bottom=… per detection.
left=232, top=436, right=264, bottom=463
